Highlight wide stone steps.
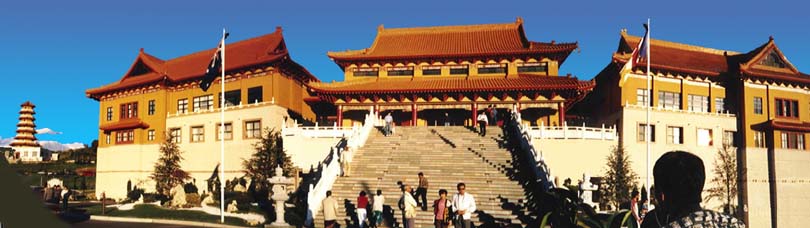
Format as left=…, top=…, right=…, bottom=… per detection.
left=313, top=127, right=530, bottom=228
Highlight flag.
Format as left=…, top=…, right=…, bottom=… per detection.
left=200, top=33, right=229, bottom=92
left=619, top=24, right=650, bottom=86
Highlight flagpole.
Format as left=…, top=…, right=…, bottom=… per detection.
left=220, top=28, right=226, bottom=224
left=645, top=18, right=652, bottom=209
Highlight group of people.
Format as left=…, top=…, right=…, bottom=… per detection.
left=477, top=105, right=508, bottom=137
left=42, top=184, right=72, bottom=210
left=322, top=172, right=478, bottom=228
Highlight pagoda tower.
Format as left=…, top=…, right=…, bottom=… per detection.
left=11, top=101, right=41, bottom=162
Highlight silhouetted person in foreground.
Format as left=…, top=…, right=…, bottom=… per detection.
left=641, top=151, right=745, bottom=228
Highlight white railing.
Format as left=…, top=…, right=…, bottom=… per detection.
left=510, top=108, right=555, bottom=190
left=624, top=101, right=736, bottom=117
left=527, top=122, right=618, bottom=140
left=281, top=122, right=355, bottom=138
left=166, top=99, right=276, bottom=118
left=305, top=109, right=377, bottom=226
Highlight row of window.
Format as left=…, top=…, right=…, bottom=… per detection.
left=637, top=124, right=735, bottom=147
left=351, top=62, right=548, bottom=77
left=636, top=89, right=727, bottom=113
left=106, top=120, right=263, bottom=145
left=105, top=87, right=264, bottom=120
left=751, top=97, right=799, bottom=118
left=752, top=130, right=805, bottom=150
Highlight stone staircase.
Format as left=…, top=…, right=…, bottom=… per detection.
left=313, top=126, right=532, bottom=228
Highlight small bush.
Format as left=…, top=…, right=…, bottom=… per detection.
left=184, top=183, right=199, bottom=194
left=186, top=193, right=201, bottom=207
left=127, top=188, right=144, bottom=201
left=142, top=193, right=158, bottom=203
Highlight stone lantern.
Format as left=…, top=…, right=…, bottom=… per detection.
left=266, top=165, right=293, bottom=227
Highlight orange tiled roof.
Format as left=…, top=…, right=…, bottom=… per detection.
left=307, top=75, right=594, bottom=94
left=613, top=32, right=737, bottom=76
left=327, top=18, right=577, bottom=63
left=99, top=118, right=150, bottom=132
left=614, top=32, right=810, bottom=83
left=86, top=27, right=317, bottom=98
left=769, top=119, right=810, bottom=132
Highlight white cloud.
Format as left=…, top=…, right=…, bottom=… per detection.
left=0, top=137, right=12, bottom=147
left=36, top=128, right=63, bottom=135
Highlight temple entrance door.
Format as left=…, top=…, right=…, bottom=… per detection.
left=420, top=109, right=468, bottom=126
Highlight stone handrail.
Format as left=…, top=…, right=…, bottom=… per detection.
left=508, top=109, right=555, bottom=190
left=527, top=122, right=618, bottom=140
left=305, top=110, right=377, bottom=226
left=166, top=99, right=276, bottom=118
left=281, top=122, right=355, bottom=138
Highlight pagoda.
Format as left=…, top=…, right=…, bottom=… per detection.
left=11, top=101, right=41, bottom=162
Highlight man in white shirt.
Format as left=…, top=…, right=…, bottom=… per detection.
left=372, top=189, right=385, bottom=228
left=400, top=185, right=418, bottom=228
left=322, top=190, right=340, bottom=228
left=452, top=183, right=476, bottom=228
left=384, top=113, right=394, bottom=136
left=476, top=112, right=488, bottom=137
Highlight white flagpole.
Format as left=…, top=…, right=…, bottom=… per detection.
left=220, top=28, right=226, bottom=224
left=645, top=18, right=652, bottom=208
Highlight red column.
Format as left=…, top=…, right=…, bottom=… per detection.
left=337, top=105, right=343, bottom=127
left=411, top=104, right=418, bottom=126
left=471, top=103, right=477, bottom=126
left=558, top=102, right=566, bottom=125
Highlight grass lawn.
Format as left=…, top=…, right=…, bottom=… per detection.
left=83, top=204, right=255, bottom=227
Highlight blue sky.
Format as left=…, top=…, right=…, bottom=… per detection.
left=0, top=0, right=807, bottom=144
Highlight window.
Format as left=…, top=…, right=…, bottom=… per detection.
left=219, top=90, right=241, bottom=108
left=119, top=102, right=138, bottom=119
left=688, top=95, right=709, bottom=112
left=658, top=91, right=681, bottom=110
left=715, top=97, right=725, bottom=113
left=387, top=66, right=413, bottom=76
left=723, top=131, right=736, bottom=147
left=116, top=130, right=134, bottom=144
left=697, top=128, right=713, bottom=146
left=170, top=128, right=182, bottom=143
left=667, top=126, right=684, bottom=144
left=780, top=132, right=805, bottom=150
left=247, top=86, right=263, bottom=104
left=177, top=99, right=189, bottom=114
left=637, top=124, right=656, bottom=142
left=148, top=100, right=155, bottom=115
left=775, top=98, right=799, bottom=118
left=245, top=120, right=262, bottom=139
left=753, top=97, right=763, bottom=115
left=147, top=129, right=155, bottom=141
left=193, top=95, right=214, bottom=112
left=421, top=66, right=441, bottom=76
left=517, top=62, right=548, bottom=73
left=754, top=131, right=766, bottom=148
left=477, top=64, right=507, bottom=74
left=191, top=126, right=205, bottom=142
left=106, top=107, right=113, bottom=121
left=353, top=67, right=379, bottom=77
left=636, top=89, right=650, bottom=106
left=449, top=65, right=469, bottom=75
left=105, top=133, right=110, bottom=144
left=217, top=123, right=233, bottom=140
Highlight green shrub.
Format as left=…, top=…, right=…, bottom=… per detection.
left=185, top=193, right=201, bottom=207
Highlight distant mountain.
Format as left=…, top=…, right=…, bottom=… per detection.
left=0, top=137, right=85, bottom=152
left=38, top=141, right=85, bottom=151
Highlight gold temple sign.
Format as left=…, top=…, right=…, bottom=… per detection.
left=342, top=105, right=374, bottom=111
left=377, top=105, right=413, bottom=111
left=419, top=104, right=472, bottom=110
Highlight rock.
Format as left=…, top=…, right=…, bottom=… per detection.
left=233, top=183, right=247, bottom=192
left=226, top=200, right=239, bottom=212
left=169, top=184, right=187, bottom=208
left=202, top=194, right=215, bottom=205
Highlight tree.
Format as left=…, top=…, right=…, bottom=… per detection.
left=705, top=145, right=738, bottom=214
left=151, top=133, right=190, bottom=196
left=243, top=128, right=294, bottom=191
left=601, top=145, right=638, bottom=209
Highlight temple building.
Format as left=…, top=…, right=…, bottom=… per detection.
left=11, top=101, right=42, bottom=163
left=307, top=18, right=594, bottom=127
left=578, top=30, right=810, bottom=228
left=85, top=27, right=318, bottom=199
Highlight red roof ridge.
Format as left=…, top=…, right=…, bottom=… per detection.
left=621, top=31, right=740, bottom=56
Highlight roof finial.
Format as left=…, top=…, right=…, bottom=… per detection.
left=516, top=17, right=524, bottom=25
left=620, top=28, right=627, bottom=34
left=769, top=35, right=774, bottom=41
left=378, top=24, right=384, bottom=32
left=276, top=26, right=283, bottom=33
left=139, top=48, right=144, bottom=53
